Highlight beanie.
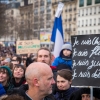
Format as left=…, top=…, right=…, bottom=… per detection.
left=0, top=66, right=12, bottom=77
left=61, top=43, right=72, bottom=51
left=81, top=88, right=100, bottom=99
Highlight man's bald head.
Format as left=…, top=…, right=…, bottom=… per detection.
left=25, top=62, right=52, bottom=84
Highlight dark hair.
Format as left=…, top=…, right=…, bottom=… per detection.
left=13, top=64, right=26, bottom=75
left=1, top=94, right=24, bottom=100
left=0, top=68, right=8, bottom=76
left=37, top=47, right=51, bottom=58
left=57, top=69, right=72, bottom=81
left=16, top=56, right=22, bottom=64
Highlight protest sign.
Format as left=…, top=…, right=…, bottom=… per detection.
left=71, top=34, right=100, bottom=86
left=16, top=40, right=40, bottom=54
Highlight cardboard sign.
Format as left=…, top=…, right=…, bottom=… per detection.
left=71, top=34, right=100, bottom=87
left=16, top=40, right=40, bottom=54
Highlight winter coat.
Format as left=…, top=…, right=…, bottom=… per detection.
left=0, top=84, right=6, bottom=96
left=52, top=57, right=72, bottom=70
left=11, top=77, right=26, bottom=88
left=54, top=87, right=79, bottom=100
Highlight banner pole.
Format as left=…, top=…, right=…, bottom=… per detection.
left=90, top=86, right=93, bottom=100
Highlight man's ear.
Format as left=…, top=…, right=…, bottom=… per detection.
left=33, top=78, right=39, bottom=86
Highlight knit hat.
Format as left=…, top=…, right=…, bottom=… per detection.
left=0, top=66, right=12, bottom=77
left=61, top=43, right=72, bottom=51
left=81, top=88, right=90, bottom=95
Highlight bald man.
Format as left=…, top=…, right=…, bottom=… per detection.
left=21, top=62, right=55, bottom=100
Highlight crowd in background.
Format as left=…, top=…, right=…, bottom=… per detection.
left=0, top=43, right=100, bottom=100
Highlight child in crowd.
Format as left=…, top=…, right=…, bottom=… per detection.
left=52, top=42, right=72, bottom=70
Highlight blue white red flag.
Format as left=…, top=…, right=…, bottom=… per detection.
left=51, top=2, right=64, bottom=57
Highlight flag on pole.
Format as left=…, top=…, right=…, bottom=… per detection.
left=51, top=2, right=64, bottom=58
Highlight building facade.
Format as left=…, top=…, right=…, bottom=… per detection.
left=1, top=1, right=20, bottom=41
left=77, top=0, right=100, bottom=35
left=19, top=2, right=33, bottom=40
left=33, top=0, right=52, bottom=48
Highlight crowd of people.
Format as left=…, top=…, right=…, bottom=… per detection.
left=0, top=43, right=100, bottom=100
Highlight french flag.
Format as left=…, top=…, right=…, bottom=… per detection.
left=51, top=2, right=64, bottom=58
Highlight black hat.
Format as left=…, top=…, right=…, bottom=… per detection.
left=81, top=88, right=100, bottom=99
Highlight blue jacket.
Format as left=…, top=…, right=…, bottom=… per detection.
left=52, top=57, right=72, bottom=70
left=0, top=84, right=6, bottom=96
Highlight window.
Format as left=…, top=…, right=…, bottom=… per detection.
left=73, top=28, right=75, bottom=31
left=99, top=6, right=100, bottom=13
left=82, top=20, right=84, bottom=26
left=34, top=17, right=38, bottom=22
left=47, top=0, right=51, bottom=5
left=40, top=7, right=44, bottom=14
left=98, top=18, right=100, bottom=25
left=34, top=9, right=38, bottom=15
left=86, top=20, right=88, bottom=26
left=78, top=10, right=80, bottom=16
left=94, top=18, right=96, bottom=25
left=94, top=30, right=96, bottom=34
left=78, top=31, right=80, bottom=34
left=82, top=31, right=84, bottom=34
left=82, top=9, right=84, bottom=16
left=86, top=30, right=87, bottom=34
left=98, top=29, right=100, bottom=34
left=90, top=8, right=92, bottom=15
left=95, top=0, right=100, bottom=4
left=34, top=1, right=38, bottom=7
left=90, top=19, right=92, bottom=25
left=40, top=0, right=44, bottom=6
left=86, top=8, right=88, bottom=15
left=79, top=0, right=84, bottom=7
left=46, top=23, right=51, bottom=28
left=94, top=7, right=96, bottom=14
left=90, top=30, right=92, bottom=34
left=78, top=21, right=80, bottom=27
left=46, top=14, right=51, bottom=20
left=34, top=24, right=38, bottom=29
left=87, top=0, right=92, bottom=5
left=11, top=10, right=13, bottom=15
left=47, top=6, right=51, bottom=13
left=40, top=23, right=44, bottom=28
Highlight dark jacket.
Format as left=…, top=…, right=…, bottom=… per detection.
left=11, top=77, right=26, bottom=88
left=54, top=87, right=79, bottom=100
left=9, top=84, right=55, bottom=100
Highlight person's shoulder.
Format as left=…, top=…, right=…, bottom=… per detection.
left=69, top=88, right=81, bottom=100
left=44, top=94, right=55, bottom=100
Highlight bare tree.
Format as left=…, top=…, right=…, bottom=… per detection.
left=0, top=3, right=7, bottom=37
